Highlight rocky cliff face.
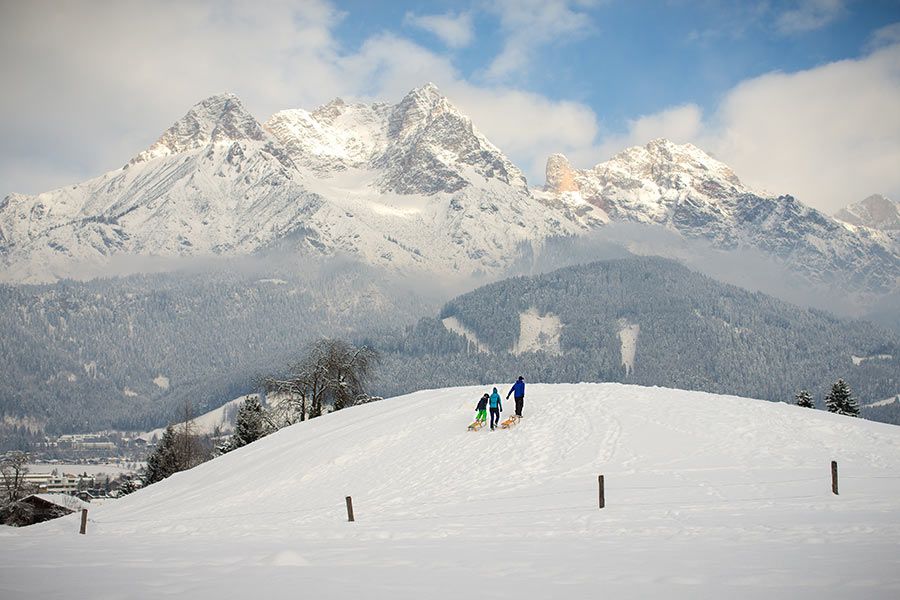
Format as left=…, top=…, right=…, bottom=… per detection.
left=835, top=195, right=900, bottom=231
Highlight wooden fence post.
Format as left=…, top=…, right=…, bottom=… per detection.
left=598, top=475, right=605, bottom=509
left=831, top=460, right=839, bottom=495
left=345, top=496, right=355, bottom=522
left=79, top=509, right=88, bottom=534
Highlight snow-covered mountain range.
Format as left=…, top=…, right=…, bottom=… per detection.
left=1, top=84, right=898, bottom=298
left=538, top=142, right=900, bottom=295
left=0, top=85, right=573, bottom=282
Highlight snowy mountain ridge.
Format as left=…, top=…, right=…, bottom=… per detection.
left=539, top=141, right=900, bottom=295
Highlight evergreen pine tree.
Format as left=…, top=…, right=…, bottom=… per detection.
left=117, top=477, right=140, bottom=496
left=225, top=396, right=267, bottom=453
left=794, top=390, right=814, bottom=408
left=143, top=425, right=179, bottom=484
left=825, top=379, right=860, bottom=417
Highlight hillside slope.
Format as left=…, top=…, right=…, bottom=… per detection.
left=3, top=383, right=899, bottom=598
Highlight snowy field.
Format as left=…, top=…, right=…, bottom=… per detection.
left=2, top=383, right=900, bottom=599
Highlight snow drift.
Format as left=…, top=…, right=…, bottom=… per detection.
left=2, top=383, right=900, bottom=599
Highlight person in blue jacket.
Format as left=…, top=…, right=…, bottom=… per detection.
left=507, top=376, right=525, bottom=417
left=489, top=387, right=503, bottom=430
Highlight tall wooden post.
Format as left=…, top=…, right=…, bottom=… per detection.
left=831, top=461, right=839, bottom=495
left=79, top=509, right=88, bottom=534
left=345, top=496, right=355, bottom=522
left=598, top=475, right=605, bottom=509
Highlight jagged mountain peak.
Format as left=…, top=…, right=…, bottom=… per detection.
left=602, top=138, right=745, bottom=190
left=131, top=93, right=266, bottom=164
left=387, top=82, right=459, bottom=140
left=836, top=194, right=900, bottom=231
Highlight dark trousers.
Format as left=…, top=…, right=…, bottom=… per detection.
left=514, top=396, right=524, bottom=417
left=490, top=407, right=500, bottom=429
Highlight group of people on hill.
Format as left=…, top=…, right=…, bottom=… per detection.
left=474, top=376, right=526, bottom=430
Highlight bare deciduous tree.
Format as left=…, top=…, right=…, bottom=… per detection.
left=1, top=451, right=32, bottom=505
left=262, top=339, right=379, bottom=428
left=1, top=451, right=36, bottom=526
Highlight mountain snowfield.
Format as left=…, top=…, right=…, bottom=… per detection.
left=3, top=383, right=899, bottom=599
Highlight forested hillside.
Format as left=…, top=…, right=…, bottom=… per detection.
left=370, top=258, right=900, bottom=422
left=0, top=259, right=432, bottom=433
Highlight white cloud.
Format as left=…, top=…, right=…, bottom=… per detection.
left=403, top=11, right=474, bottom=48
left=484, top=0, right=595, bottom=80
left=868, top=21, right=900, bottom=50
left=0, top=0, right=348, bottom=194
left=775, top=0, right=845, bottom=34
left=593, top=42, right=900, bottom=213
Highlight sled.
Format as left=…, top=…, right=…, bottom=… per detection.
left=500, top=415, right=520, bottom=429
left=467, top=420, right=485, bottom=431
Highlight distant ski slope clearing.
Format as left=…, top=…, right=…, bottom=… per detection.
left=851, top=353, right=893, bottom=365
left=441, top=316, right=491, bottom=353
left=617, top=318, right=640, bottom=374
left=512, top=308, right=562, bottom=355
left=3, top=383, right=900, bottom=599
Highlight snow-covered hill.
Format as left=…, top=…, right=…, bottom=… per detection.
left=4, top=383, right=899, bottom=598
left=0, top=85, right=575, bottom=282
left=539, top=140, right=900, bottom=295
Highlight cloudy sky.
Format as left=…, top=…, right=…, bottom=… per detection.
left=1, top=0, right=899, bottom=213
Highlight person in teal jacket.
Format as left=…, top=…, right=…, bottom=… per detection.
left=489, top=387, right=503, bottom=430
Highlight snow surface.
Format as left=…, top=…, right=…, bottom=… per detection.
left=512, top=308, right=562, bottom=355
left=3, top=383, right=900, bottom=599
left=26, top=494, right=89, bottom=511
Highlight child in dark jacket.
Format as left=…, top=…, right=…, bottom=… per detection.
left=475, top=393, right=488, bottom=425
